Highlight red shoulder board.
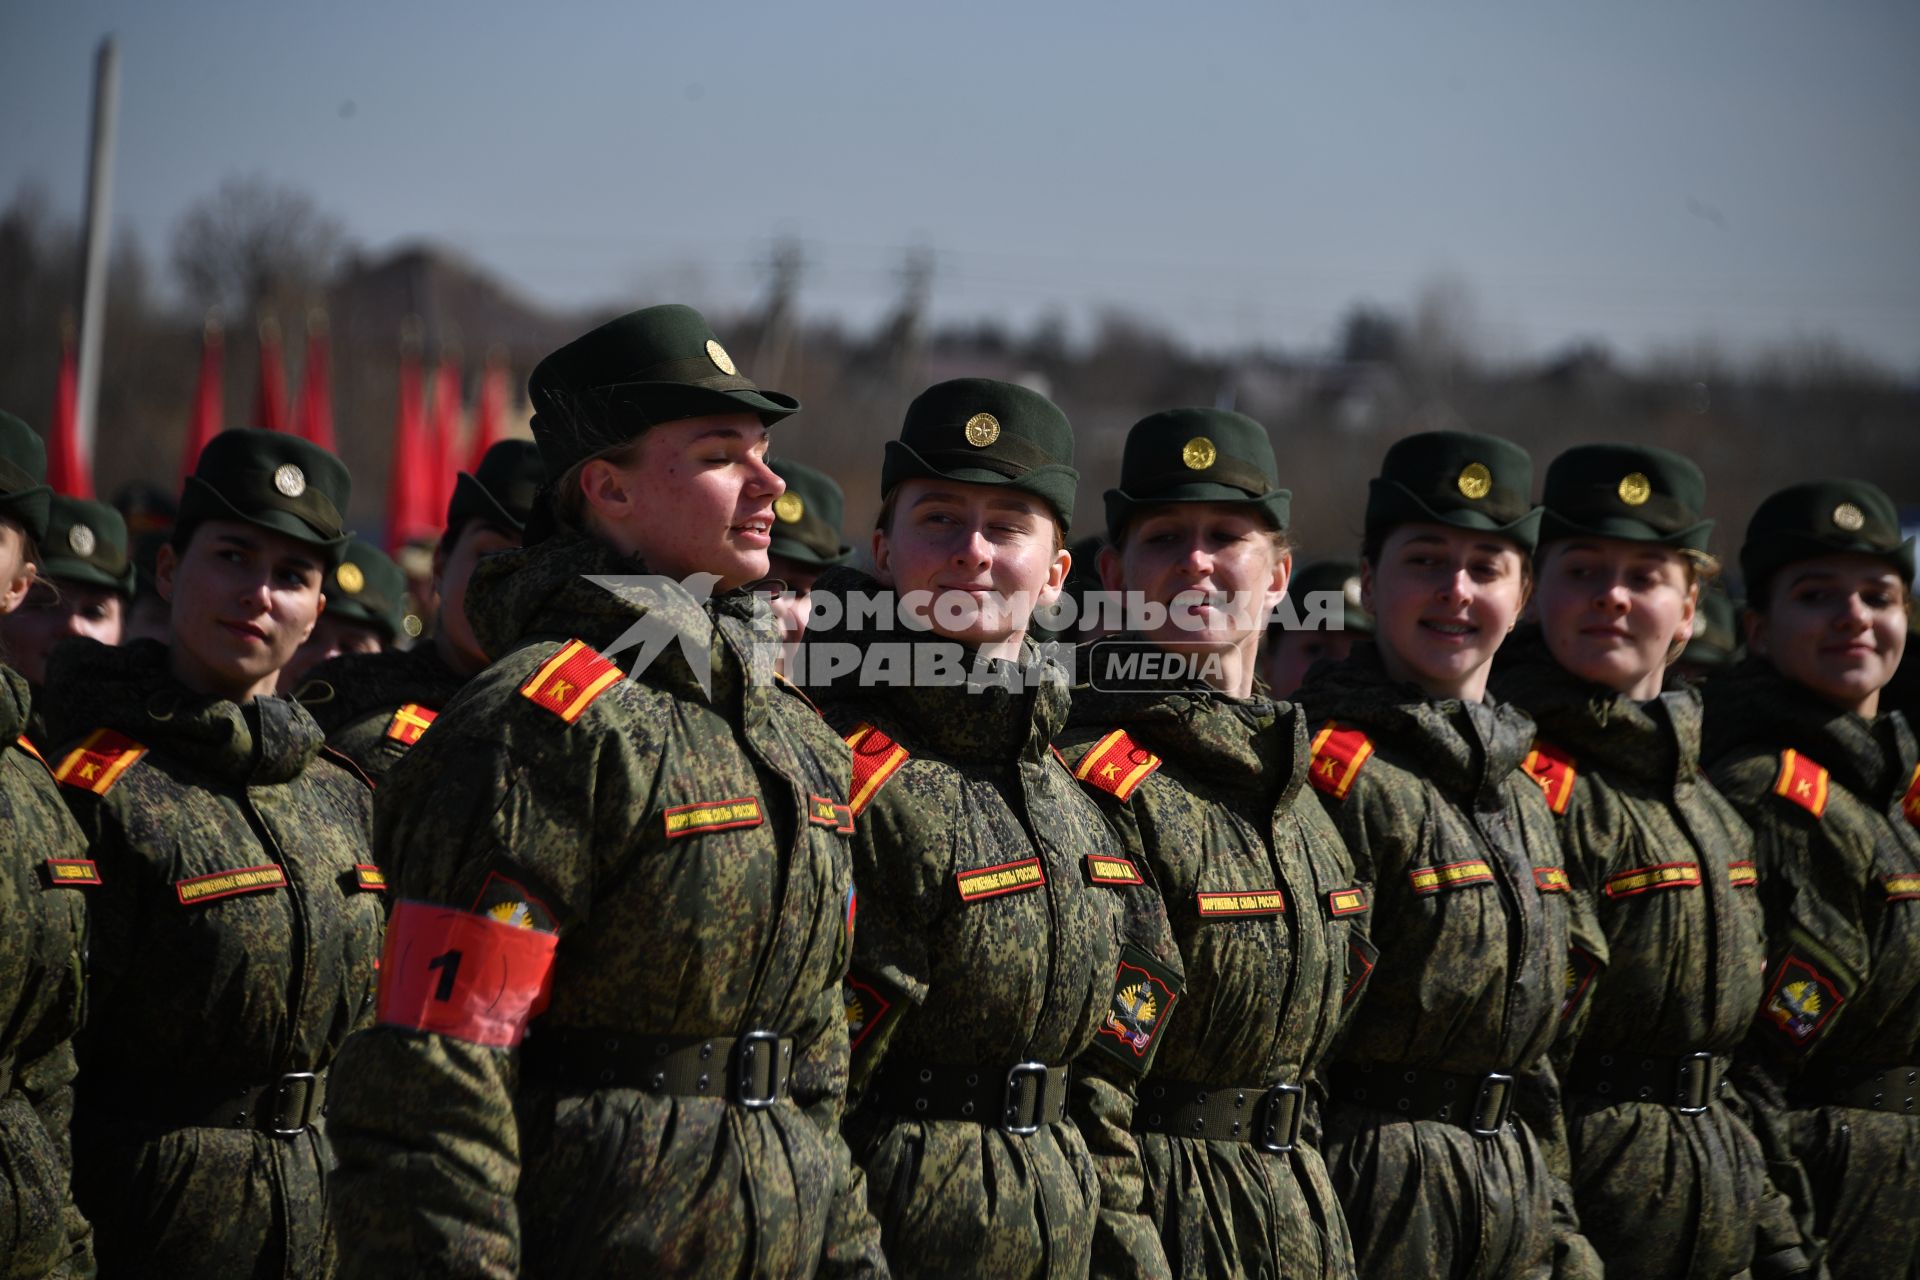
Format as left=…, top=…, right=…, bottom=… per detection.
left=1308, top=722, right=1374, bottom=801
left=844, top=722, right=910, bottom=817
left=1773, top=749, right=1830, bottom=819
left=1072, top=729, right=1162, bottom=802
left=1900, top=763, right=1920, bottom=830
left=519, top=639, right=622, bottom=724
left=53, top=728, right=147, bottom=796
left=1521, top=740, right=1577, bottom=815
left=384, top=703, right=438, bottom=745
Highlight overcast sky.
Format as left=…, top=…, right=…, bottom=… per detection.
left=5, top=0, right=1917, bottom=368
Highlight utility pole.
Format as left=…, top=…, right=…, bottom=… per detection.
left=73, top=37, right=120, bottom=468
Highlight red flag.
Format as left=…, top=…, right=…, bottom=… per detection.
left=385, top=332, right=436, bottom=552
left=468, top=347, right=509, bottom=472
left=293, top=311, right=335, bottom=450
left=48, top=319, right=92, bottom=498
left=428, top=355, right=464, bottom=519
left=183, top=316, right=224, bottom=480
left=253, top=315, right=288, bottom=431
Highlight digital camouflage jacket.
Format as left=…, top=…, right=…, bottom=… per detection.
left=297, top=641, right=469, bottom=785
left=44, top=637, right=381, bottom=1280
left=326, top=531, right=886, bottom=1280
left=1059, top=675, right=1362, bottom=1280
left=0, top=665, right=93, bottom=1279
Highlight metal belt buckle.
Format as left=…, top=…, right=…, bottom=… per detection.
left=1257, top=1082, right=1306, bottom=1154
left=1470, top=1072, right=1515, bottom=1137
left=737, top=1030, right=783, bottom=1110
left=1003, top=1062, right=1052, bottom=1136
left=1675, top=1051, right=1715, bottom=1115
left=270, top=1071, right=319, bottom=1137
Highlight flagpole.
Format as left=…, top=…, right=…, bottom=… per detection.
left=73, top=36, right=119, bottom=472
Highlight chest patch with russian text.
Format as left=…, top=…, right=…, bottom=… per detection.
left=1085, top=854, right=1144, bottom=886
left=44, top=858, right=101, bottom=887
left=955, top=857, right=1045, bottom=903
left=664, top=796, right=763, bottom=839
left=1409, top=860, right=1493, bottom=895
left=1196, top=889, right=1285, bottom=917
left=176, top=864, right=287, bottom=906
left=1603, top=861, right=1701, bottom=900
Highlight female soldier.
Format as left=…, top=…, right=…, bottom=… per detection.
left=327, top=306, right=885, bottom=1278
left=1057, top=409, right=1362, bottom=1278
left=801, top=378, right=1178, bottom=1277
left=1492, top=444, right=1815, bottom=1278
left=1703, top=479, right=1920, bottom=1279
left=43, top=428, right=381, bottom=1278
left=1296, top=430, right=1599, bottom=1280
left=0, top=410, right=93, bottom=1278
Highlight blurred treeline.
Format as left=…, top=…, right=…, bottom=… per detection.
left=3, top=177, right=1915, bottom=587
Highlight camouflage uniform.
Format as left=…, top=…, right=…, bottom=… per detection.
left=1706, top=659, right=1920, bottom=1279
left=44, top=637, right=381, bottom=1279
left=299, top=642, right=467, bottom=784
left=1059, top=677, right=1362, bottom=1279
left=803, top=570, right=1179, bottom=1279
left=0, top=666, right=94, bottom=1279
left=327, top=532, right=886, bottom=1278
left=1298, top=647, right=1599, bottom=1280
left=1496, top=633, right=1817, bottom=1278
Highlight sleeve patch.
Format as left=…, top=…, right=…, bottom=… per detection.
left=53, top=728, right=147, bottom=795
left=1901, top=763, right=1920, bottom=829
left=1885, top=874, right=1920, bottom=901
left=1603, top=861, right=1701, bottom=900
left=1773, top=749, right=1830, bottom=819
left=1408, top=860, right=1493, bottom=895
left=1085, top=854, right=1145, bottom=886
left=844, top=971, right=896, bottom=1058
left=1521, top=740, right=1577, bottom=815
left=471, top=870, right=558, bottom=932
left=375, top=900, right=559, bottom=1048
left=1729, top=860, right=1759, bottom=889
left=1761, top=950, right=1846, bottom=1050
left=1072, top=729, right=1162, bottom=801
left=44, top=858, right=101, bottom=887
left=1088, top=942, right=1182, bottom=1074
left=1533, top=866, right=1571, bottom=894
left=1563, top=945, right=1602, bottom=1024
left=352, top=864, right=388, bottom=892
left=1327, top=886, right=1368, bottom=916
left=1344, top=934, right=1378, bottom=1009
left=844, top=722, right=910, bottom=816
left=518, top=639, right=623, bottom=723
left=1196, top=889, right=1285, bottom=917
left=1308, top=722, right=1374, bottom=801
left=955, top=857, right=1045, bottom=903
left=176, top=864, right=287, bottom=905
left=663, top=796, right=763, bottom=838
left=808, top=794, right=855, bottom=833
left=384, top=703, right=438, bottom=745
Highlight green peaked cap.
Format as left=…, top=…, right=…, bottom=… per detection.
left=1541, top=442, right=1712, bottom=551
left=1276, top=557, right=1372, bottom=635
left=0, top=410, right=53, bottom=542
left=528, top=304, right=799, bottom=477
left=323, top=538, right=408, bottom=641
left=180, top=428, right=352, bottom=560
left=883, top=377, right=1077, bottom=528
left=1741, top=478, right=1914, bottom=599
left=1366, top=429, right=1542, bottom=552
left=1105, top=407, right=1290, bottom=542
left=768, top=457, right=853, bottom=568
left=447, top=438, right=545, bottom=536
left=40, top=496, right=133, bottom=595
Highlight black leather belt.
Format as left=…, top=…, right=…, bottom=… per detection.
left=1565, top=1050, right=1727, bottom=1114
left=91, top=1068, right=329, bottom=1138
left=520, top=1027, right=793, bottom=1108
left=1134, top=1078, right=1306, bottom=1152
left=1804, top=1062, right=1920, bottom=1115
left=1328, top=1062, right=1514, bottom=1136
left=870, top=1061, right=1069, bottom=1135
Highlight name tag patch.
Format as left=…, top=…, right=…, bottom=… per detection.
left=1730, top=861, right=1759, bottom=889
left=1604, top=861, right=1701, bottom=900
left=1196, top=889, right=1285, bottom=917
left=955, top=857, right=1045, bottom=902
left=1885, top=874, right=1920, bottom=901
left=808, top=794, right=855, bottom=833
left=1326, top=886, right=1367, bottom=916
left=1085, top=854, right=1144, bottom=886
left=45, top=858, right=101, bottom=887
left=1409, top=860, right=1493, bottom=895
left=176, top=864, right=288, bottom=905
left=353, top=864, right=387, bottom=892
left=1533, top=866, right=1571, bottom=894
left=664, top=796, right=763, bottom=839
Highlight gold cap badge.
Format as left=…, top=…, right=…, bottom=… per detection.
left=1181, top=437, right=1217, bottom=471
left=1618, top=472, right=1652, bottom=506
left=705, top=339, right=736, bottom=376
left=67, top=524, right=96, bottom=557
left=964, top=412, right=1000, bottom=447
left=273, top=464, right=306, bottom=498
left=1457, top=462, right=1492, bottom=500
left=773, top=492, right=805, bottom=524
left=1833, top=502, right=1865, bottom=532
left=335, top=562, right=365, bottom=594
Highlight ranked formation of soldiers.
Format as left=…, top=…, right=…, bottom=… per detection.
left=0, top=302, right=1915, bottom=1280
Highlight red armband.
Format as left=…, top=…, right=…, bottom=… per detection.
left=375, top=900, right=559, bottom=1048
